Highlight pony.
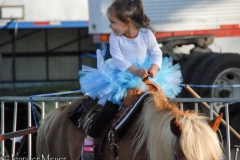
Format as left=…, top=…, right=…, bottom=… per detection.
left=36, top=88, right=224, bottom=160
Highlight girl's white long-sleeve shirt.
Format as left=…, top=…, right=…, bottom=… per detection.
left=109, top=28, right=163, bottom=72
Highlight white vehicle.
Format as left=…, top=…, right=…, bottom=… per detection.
left=89, top=0, right=240, bottom=52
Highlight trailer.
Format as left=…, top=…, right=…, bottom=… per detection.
left=88, top=0, right=240, bottom=53
left=0, top=0, right=96, bottom=86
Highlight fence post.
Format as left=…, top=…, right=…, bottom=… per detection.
left=225, top=103, right=231, bottom=160
left=28, top=102, right=32, bottom=159
left=11, top=101, right=18, bottom=156
left=1, top=101, right=5, bottom=157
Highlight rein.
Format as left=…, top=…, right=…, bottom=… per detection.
left=123, top=77, right=160, bottom=107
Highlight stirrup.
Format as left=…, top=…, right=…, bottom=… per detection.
left=82, top=144, right=95, bottom=153
left=81, top=144, right=95, bottom=160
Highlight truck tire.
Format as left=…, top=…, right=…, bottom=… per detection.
left=189, top=53, right=240, bottom=114
left=181, top=53, right=217, bottom=112
left=179, top=53, right=212, bottom=97
left=188, top=53, right=220, bottom=94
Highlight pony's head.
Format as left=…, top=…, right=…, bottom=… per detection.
left=134, top=90, right=224, bottom=160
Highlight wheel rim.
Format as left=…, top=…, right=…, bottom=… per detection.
left=211, top=68, right=240, bottom=113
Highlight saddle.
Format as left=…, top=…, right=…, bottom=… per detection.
left=69, top=78, right=161, bottom=159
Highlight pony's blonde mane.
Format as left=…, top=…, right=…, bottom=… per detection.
left=134, top=90, right=223, bottom=160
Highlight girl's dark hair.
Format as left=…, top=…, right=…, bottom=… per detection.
left=107, top=0, right=154, bottom=32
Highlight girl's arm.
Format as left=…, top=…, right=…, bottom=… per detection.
left=147, top=29, right=162, bottom=76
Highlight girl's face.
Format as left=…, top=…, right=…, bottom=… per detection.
left=108, top=12, right=129, bottom=36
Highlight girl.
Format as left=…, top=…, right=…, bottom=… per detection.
left=78, top=0, right=182, bottom=159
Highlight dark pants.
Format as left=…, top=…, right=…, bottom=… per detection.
left=88, top=100, right=119, bottom=138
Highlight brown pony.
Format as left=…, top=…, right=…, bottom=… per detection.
left=36, top=88, right=224, bottom=160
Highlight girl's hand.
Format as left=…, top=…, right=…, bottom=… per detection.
left=148, top=69, right=157, bottom=78
left=148, top=64, right=159, bottom=78
left=137, top=68, right=149, bottom=79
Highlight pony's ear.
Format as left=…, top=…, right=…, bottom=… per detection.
left=208, top=113, right=223, bottom=132
left=170, top=118, right=182, bottom=137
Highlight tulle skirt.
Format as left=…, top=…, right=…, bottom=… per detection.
left=79, top=50, right=182, bottom=105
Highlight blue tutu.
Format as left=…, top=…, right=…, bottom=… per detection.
left=79, top=50, right=182, bottom=105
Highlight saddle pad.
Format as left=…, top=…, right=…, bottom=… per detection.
left=113, top=92, right=150, bottom=140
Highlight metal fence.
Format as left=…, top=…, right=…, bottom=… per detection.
left=0, top=96, right=240, bottom=160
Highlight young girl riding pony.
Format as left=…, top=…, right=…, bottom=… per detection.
left=78, top=0, right=182, bottom=159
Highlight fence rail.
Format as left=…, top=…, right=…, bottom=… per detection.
left=1, top=96, right=240, bottom=159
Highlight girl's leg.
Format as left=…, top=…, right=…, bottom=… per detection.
left=80, top=101, right=119, bottom=160
left=88, top=101, right=119, bottom=138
